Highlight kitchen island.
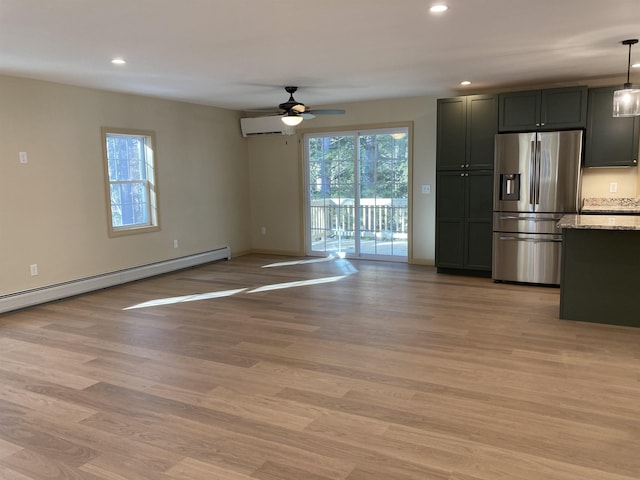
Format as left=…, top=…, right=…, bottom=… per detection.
left=557, top=214, right=640, bottom=327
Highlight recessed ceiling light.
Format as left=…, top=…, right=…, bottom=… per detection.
left=460, top=81, right=471, bottom=86
left=111, top=58, right=126, bottom=65
left=429, top=4, right=448, bottom=13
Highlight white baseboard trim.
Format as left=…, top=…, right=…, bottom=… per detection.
left=0, top=247, right=231, bottom=315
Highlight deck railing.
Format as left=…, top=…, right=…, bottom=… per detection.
left=310, top=198, right=408, bottom=240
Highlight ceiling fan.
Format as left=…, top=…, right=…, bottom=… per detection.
left=253, top=86, right=346, bottom=126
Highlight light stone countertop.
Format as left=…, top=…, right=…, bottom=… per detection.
left=581, top=197, right=640, bottom=213
left=558, top=214, right=640, bottom=231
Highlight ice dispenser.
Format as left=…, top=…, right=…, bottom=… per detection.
left=500, top=173, right=520, bottom=201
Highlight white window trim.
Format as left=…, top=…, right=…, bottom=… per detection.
left=101, top=127, right=160, bottom=237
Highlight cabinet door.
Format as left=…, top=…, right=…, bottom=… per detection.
left=585, top=86, right=640, bottom=167
left=541, top=87, right=587, bottom=130
left=498, top=90, right=541, bottom=132
left=436, top=171, right=466, bottom=268
left=465, top=171, right=494, bottom=270
left=467, top=95, right=498, bottom=169
left=437, top=97, right=466, bottom=170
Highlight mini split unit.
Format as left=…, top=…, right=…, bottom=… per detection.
left=240, top=116, right=296, bottom=137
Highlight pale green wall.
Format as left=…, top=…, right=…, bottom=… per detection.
left=0, top=75, right=250, bottom=297
left=247, top=96, right=439, bottom=264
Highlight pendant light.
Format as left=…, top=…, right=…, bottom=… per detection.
left=281, top=112, right=303, bottom=126
left=613, top=39, right=640, bottom=117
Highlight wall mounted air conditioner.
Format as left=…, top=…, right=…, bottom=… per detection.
left=240, top=116, right=296, bottom=137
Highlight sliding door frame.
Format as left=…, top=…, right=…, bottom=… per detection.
left=299, top=122, right=413, bottom=262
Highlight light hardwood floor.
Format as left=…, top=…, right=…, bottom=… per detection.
left=1, top=254, right=639, bottom=480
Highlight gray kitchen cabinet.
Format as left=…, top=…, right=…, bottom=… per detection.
left=436, top=94, right=496, bottom=274
left=499, top=86, right=587, bottom=132
left=436, top=170, right=493, bottom=272
left=437, top=94, right=498, bottom=171
left=584, top=86, right=640, bottom=167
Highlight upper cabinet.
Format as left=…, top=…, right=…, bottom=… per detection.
left=498, top=86, right=587, bottom=132
left=437, top=94, right=498, bottom=171
left=584, top=86, right=640, bottom=168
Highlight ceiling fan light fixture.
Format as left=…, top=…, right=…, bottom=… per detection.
left=613, top=39, right=640, bottom=117
left=282, top=113, right=303, bottom=126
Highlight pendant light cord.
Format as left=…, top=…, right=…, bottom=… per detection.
left=627, top=42, right=632, bottom=85
left=621, top=39, right=638, bottom=88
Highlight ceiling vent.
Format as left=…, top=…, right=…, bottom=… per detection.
left=240, top=116, right=296, bottom=137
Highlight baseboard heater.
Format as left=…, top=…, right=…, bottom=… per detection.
left=0, top=246, right=231, bottom=315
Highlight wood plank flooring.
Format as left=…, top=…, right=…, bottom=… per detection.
left=1, top=254, right=639, bottom=479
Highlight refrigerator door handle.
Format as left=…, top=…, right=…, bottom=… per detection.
left=529, top=140, right=536, bottom=206
left=499, top=215, right=559, bottom=222
left=498, top=235, right=563, bottom=243
left=535, top=140, right=542, bottom=205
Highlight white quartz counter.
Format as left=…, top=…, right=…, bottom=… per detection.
left=558, top=214, right=640, bottom=230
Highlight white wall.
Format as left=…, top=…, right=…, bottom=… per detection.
left=0, top=75, right=250, bottom=297
left=247, top=96, right=439, bottom=264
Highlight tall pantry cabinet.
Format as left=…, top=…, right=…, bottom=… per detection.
left=436, top=94, right=498, bottom=274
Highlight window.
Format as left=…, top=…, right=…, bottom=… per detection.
left=304, top=126, right=410, bottom=261
left=102, top=128, right=159, bottom=236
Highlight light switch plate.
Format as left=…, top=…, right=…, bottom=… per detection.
left=19, top=151, right=28, bottom=164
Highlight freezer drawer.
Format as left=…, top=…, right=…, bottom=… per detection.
left=492, top=232, right=562, bottom=285
left=493, top=212, right=564, bottom=234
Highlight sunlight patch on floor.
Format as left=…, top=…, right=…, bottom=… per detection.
left=247, top=275, right=347, bottom=293
left=123, top=288, right=247, bottom=310
left=123, top=257, right=357, bottom=310
left=261, top=256, right=334, bottom=268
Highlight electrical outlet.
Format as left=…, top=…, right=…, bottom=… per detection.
left=260, top=226, right=267, bottom=236
left=173, top=239, right=178, bottom=249
left=19, top=151, right=28, bottom=164
left=30, top=264, right=38, bottom=276
left=609, top=182, right=618, bottom=193
left=421, top=184, right=431, bottom=194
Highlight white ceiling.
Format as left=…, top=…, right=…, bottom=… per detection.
left=1, top=0, right=639, bottom=111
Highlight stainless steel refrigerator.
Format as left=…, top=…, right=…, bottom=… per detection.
left=492, top=130, right=583, bottom=285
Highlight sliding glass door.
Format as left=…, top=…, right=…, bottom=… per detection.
left=304, top=127, right=409, bottom=261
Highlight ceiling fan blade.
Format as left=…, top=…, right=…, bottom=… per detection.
left=244, top=108, right=282, bottom=114
left=301, top=113, right=316, bottom=119
left=308, top=109, right=346, bottom=115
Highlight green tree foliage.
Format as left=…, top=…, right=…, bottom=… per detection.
left=308, top=132, right=408, bottom=201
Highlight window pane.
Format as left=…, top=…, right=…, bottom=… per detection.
left=110, top=182, right=149, bottom=227
left=103, top=129, right=158, bottom=234
left=107, top=135, right=147, bottom=181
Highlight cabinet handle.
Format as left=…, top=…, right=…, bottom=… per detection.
left=465, top=164, right=469, bottom=168
left=541, top=123, right=545, bottom=126
left=460, top=164, right=465, bottom=168
left=460, top=173, right=465, bottom=177
left=535, top=123, right=540, bottom=127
